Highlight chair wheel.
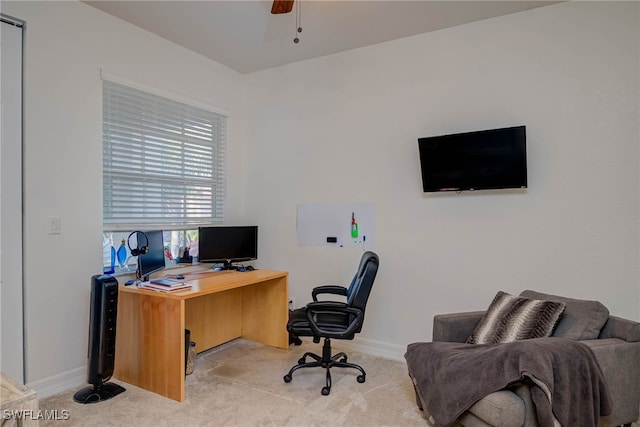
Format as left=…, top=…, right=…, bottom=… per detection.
left=283, top=374, right=292, bottom=383
left=298, top=357, right=306, bottom=364
left=321, top=387, right=330, bottom=395
left=357, top=375, right=365, bottom=383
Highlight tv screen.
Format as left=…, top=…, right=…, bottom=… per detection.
left=418, top=125, right=527, bottom=193
left=137, top=230, right=165, bottom=281
left=198, top=226, right=258, bottom=269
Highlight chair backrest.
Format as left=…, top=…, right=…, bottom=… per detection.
left=345, top=250, right=375, bottom=298
left=346, top=251, right=379, bottom=314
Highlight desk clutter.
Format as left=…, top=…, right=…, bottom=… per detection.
left=139, top=278, right=191, bottom=292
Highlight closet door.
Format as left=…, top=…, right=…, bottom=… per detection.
left=1, top=17, right=24, bottom=381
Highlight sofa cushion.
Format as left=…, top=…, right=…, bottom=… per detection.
left=463, top=390, right=525, bottom=427
left=467, top=291, right=566, bottom=344
left=519, top=290, right=609, bottom=340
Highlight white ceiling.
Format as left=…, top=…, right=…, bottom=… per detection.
left=84, top=0, right=560, bottom=74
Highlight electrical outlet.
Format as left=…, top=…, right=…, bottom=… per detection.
left=288, top=297, right=295, bottom=310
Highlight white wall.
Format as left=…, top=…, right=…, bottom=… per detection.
left=2, top=0, right=246, bottom=387
left=244, top=1, right=640, bottom=353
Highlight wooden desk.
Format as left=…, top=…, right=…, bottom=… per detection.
left=114, top=269, right=288, bottom=402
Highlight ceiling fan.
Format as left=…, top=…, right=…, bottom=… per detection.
left=271, top=0, right=304, bottom=43
left=271, top=0, right=295, bottom=14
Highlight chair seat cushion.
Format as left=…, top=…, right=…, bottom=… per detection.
left=287, top=307, right=351, bottom=337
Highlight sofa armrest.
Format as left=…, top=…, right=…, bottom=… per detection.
left=433, top=311, right=485, bottom=343
left=581, top=338, right=640, bottom=426
left=598, top=315, right=640, bottom=342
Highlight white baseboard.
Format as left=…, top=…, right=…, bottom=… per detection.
left=336, top=337, right=407, bottom=362
left=27, top=366, right=86, bottom=400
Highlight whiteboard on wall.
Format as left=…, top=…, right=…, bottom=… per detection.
left=297, top=203, right=375, bottom=249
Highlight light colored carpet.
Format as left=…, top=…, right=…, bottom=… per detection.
left=40, top=339, right=428, bottom=426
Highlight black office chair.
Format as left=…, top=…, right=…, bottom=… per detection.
left=284, top=251, right=379, bottom=395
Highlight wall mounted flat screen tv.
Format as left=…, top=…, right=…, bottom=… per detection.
left=198, top=226, right=258, bottom=270
left=418, top=125, right=527, bottom=193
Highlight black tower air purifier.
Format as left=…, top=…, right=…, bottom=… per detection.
left=73, top=274, right=125, bottom=403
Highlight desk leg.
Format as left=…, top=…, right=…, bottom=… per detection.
left=241, top=275, right=289, bottom=349
left=115, top=291, right=185, bottom=402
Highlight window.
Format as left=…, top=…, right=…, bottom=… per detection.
left=102, top=78, right=226, bottom=229
left=102, top=77, right=226, bottom=273
left=102, top=229, right=198, bottom=275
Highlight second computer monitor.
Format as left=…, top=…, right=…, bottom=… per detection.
left=137, top=230, right=165, bottom=281
left=198, top=226, right=257, bottom=270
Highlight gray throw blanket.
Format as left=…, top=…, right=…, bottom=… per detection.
left=405, top=337, right=611, bottom=427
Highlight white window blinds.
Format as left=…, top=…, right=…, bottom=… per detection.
left=103, top=79, right=226, bottom=230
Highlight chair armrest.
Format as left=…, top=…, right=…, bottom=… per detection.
left=305, top=301, right=363, bottom=339
left=581, top=338, right=640, bottom=426
left=433, top=311, right=485, bottom=343
left=598, top=315, right=640, bottom=342
left=312, top=285, right=348, bottom=301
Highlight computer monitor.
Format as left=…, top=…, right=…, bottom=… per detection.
left=137, top=230, right=165, bottom=281
left=198, top=226, right=258, bottom=270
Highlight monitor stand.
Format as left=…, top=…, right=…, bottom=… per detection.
left=212, top=260, right=237, bottom=271
left=138, top=267, right=151, bottom=282
left=221, top=260, right=237, bottom=270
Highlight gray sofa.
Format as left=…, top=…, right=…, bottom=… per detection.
left=408, top=290, right=640, bottom=427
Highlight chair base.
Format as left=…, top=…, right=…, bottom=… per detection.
left=283, top=337, right=366, bottom=395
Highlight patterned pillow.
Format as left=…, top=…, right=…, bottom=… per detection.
left=467, top=291, right=566, bottom=344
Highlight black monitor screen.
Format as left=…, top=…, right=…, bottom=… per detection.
left=418, top=125, right=527, bottom=192
left=137, top=230, right=165, bottom=281
left=198, top=226, right=258, bottom=269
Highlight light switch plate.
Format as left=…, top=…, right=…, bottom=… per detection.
left=48, top=216, right=61, bottom=235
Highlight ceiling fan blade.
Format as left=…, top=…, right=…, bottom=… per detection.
left=271, top=0, right=294, bottom=14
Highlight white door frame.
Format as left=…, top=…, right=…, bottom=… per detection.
left=1, top=15, right=25, bottom=382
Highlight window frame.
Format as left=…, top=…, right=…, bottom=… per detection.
left=101, top=72, right=227, bottom=231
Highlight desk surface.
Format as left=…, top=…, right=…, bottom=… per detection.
left=120, top=269, right=288, bottom=299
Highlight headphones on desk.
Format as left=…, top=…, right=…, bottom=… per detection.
left=127, top=231, right=149, bottom=257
